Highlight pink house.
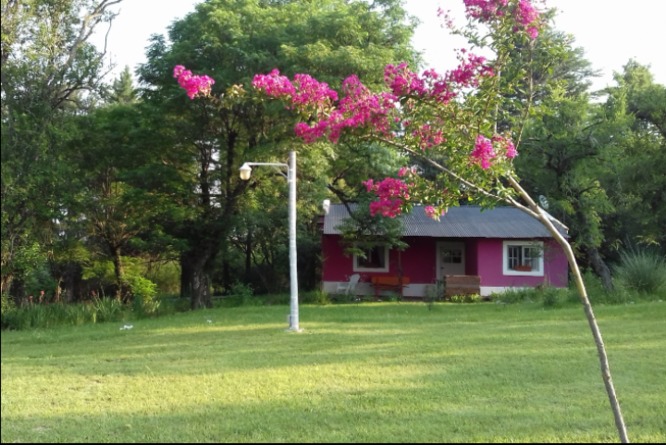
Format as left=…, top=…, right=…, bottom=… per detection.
left=321, top=204, right=569, bottom=298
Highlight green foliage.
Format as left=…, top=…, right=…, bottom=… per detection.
left=449, top=293, right=481, bottom=304
left=424, top=281, right=444, bottom=310
left=613, top=249, right=666, bottom=297
left=1, top=297, right=129, bottom=331
left=144, top=261, right=181, bottom=295
left=133, top=0, right=420, bottom=307
left=226, top=281, right=256, bottom=306
left=301, top=289, right=331, bottom=306
left=336, top=196, right=408, bottom=258
left=1, top=293, right=16, bottom=319
left=492, top=285, right=577, bottom=307
left=127, top=275, right=161, bottom=317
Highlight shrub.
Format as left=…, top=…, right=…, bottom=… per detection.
left=228, top=282, right=256, bottom=306
left=302, top=289, right=331, bottom=306
left=449, top=293, right=481, bottom=303
left=492, top=288, right=535, bottom=304
left=613, top=249, right=666, bottom=298
left=127, top=275, right=161, bottom=317
left=425, top=281, right=444, bottom=310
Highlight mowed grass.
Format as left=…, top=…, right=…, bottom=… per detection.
left=2, top=301, right=665, bottom=443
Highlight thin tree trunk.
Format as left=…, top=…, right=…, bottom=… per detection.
left=508, top=176, right=629, bottom=443
left=111, top=245, right=124, bottom=301
left=180, top=249, right=213, bottom=309
left=586, top=246, right=614, bottom=291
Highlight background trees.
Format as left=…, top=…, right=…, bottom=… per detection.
left=1, top=0, right=122, bottom=300
left=1, top=0, right=663, bottom=309
left=133, top=0, right=419, bottom=308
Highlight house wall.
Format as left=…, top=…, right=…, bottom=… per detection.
left=474, top=238, right=568, bottom=291
left=321, top=235, right=569, bottom=297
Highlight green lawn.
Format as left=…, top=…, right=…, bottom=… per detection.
left=2, top=301, right=665, bottom=443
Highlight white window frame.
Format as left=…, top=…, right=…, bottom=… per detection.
left=502, top=240, right=544, bottom=276
left=353, top=245, right=389, bottom=272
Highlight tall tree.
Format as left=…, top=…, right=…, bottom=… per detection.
left=1, top=0, right=123, bottom=298
left=136, top=0, right=419, bottom=308
left=599, top=61, right=666, bottom=256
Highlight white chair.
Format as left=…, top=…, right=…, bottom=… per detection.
left=336, top=273, right=360, bottom=296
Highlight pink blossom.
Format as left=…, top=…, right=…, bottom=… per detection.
left=514, top=0, right=541, bottom=39
left=471, top=134, right=496, bottom=169
left=463, top=0, right=508, bottom=21
left=173, top=65, right=215, bottom=99
left=252, top=69, right=295, bottom=98
left=505, top=140, right=518, bottom=158
left=365, top=177, right=411, bottom=217
left=492, top=134, right=518, bottom=159
left=447, top=51, right=494, bottom=87
left=253, top=69, right=338, bottom=117
left=411, top=124, right=445, bottom=150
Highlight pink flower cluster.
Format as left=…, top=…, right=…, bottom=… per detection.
left=251, top=69, right=338, bottom=113
left=173, top=65, right=215, bottom=99
left=515, top=0, right=540, bottom=39
left=470, top=134, right=517, bottom=169
left=384, top=58, right=492, bottom=105
left=471, top=135, right=496, bottom=169
left=363, top=177, right=410, bottom=217
left=251, top=69, right=295, bottom=97
left=447, top=50, right=494, bottom=87
left=294, top=75, right=397, bottom=143
left=463, top=0, right=508, bottom=21
left=411, top=123, right=445, bottom=150
left=385, top=63, right=456, bottom=104
left=463, top=0, right=540, bottom=39
left=424, top=205, right=446, bottom=220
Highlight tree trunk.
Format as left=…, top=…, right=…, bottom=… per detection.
left=111, top=245, right=124, bottom=301
left=244, top=229, right=253, bottom=282
left=586, top=246, right=614, bottom=291
left=180, top=249, right=213, bottom=309
left=508, top=176, right=629, bottom=443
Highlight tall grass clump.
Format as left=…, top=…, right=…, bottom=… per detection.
left=491, top=285, right=576, bottom=308
left=613, top=249, right=666, bottom=299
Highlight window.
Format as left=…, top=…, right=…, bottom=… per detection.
left=354, top=245, right=389, bottom=272
left=503, top=241, right=543, bottom=276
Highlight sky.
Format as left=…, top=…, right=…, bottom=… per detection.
left=94, top=0, right=666, bottom=92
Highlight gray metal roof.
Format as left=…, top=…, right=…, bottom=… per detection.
left=323, top=204, right=568, bottom=239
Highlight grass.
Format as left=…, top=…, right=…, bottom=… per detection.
left=2, top=300, right=665, bottom=443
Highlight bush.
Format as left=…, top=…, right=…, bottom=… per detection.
left=301, top=289, right=331, bottom=305
left=449, top=293, right=481, bottom=303
left=127, top=275, right=160, bottom=317
left=226, top=282, right=256, bottom=306
left=425, top=281, right=444, bottom=309
left=613, top=249, right=666, bottom=298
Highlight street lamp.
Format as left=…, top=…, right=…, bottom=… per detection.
left=239, top=151, right=301, bottom=332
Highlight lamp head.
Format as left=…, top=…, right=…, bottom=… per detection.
left=239, top=163, right=252, bottom=180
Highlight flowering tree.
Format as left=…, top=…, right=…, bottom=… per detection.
left=250, top=1, right=628, bottom=441
left=175, top=0, right=628, bottom=440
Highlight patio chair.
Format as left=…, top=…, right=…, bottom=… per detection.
left=336, top=273, right=360, bottom=296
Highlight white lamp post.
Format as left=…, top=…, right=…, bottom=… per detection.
left=239, top=151, right=301, bottom=332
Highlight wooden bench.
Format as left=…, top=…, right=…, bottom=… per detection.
left=371, top=275, right=410, bottom=298
left=443, top=275, right=480, bottom=298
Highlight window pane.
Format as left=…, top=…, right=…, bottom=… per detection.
left=508, top=245, right=522, bottom=269
left=358, top=246, right=386, bottom=269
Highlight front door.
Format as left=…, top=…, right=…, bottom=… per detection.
left=437, top=241, right=465, bottom=279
